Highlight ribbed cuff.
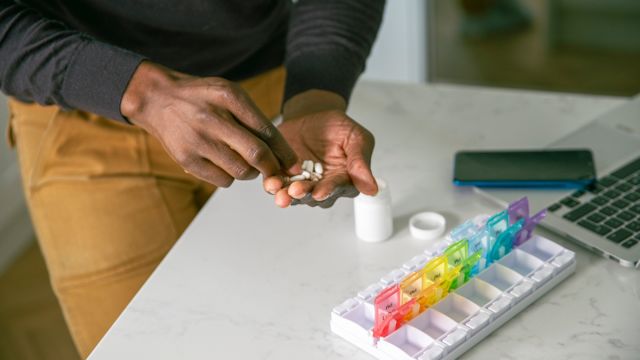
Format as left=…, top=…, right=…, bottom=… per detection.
left=60, top=38, right=146, bottom=123
left=284, top=50, right=363, bottom=105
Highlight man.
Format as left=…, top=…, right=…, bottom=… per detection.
left=0, top=0, right=384, bottom=357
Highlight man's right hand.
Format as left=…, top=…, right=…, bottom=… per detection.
left=120, top=61, right=297, bottom=187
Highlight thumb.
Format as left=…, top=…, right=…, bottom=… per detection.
left=346, top=132, right=378, bottom=196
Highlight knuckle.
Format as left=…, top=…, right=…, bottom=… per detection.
left=233, top=164, right=256, bottom=180
left=203, top=79, right=235, bottom=100
left=257, top=124, right=276, bottom=140
left=194, top=110, right=214, bottom=124
left=173, top=148, right=192, bottom=166
left=247, top=145, right=269, bottom=164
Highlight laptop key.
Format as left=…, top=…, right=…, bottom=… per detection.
left=604, top=218, right=623, bottom=229
left=578, top=220, right=612, bottom=236
left=611, top=199, right=630, bottom=209
left=571, top=190, right=586, bottom=198
left=629, top=204, right=640, bottom=215
left=587, top=213, right=606, bottom=223
left=590, top=196, right=609, bottom=206
left=600, top=206, right=618, bottom=216
left=611, top=157, right=640, bottom=179
left=625, top=221, right=640, bottom=232
left=598, top=176, right=618, bottom=187
left=563, top=204, right=596, bottom=222
left=623, top=192, right=640, bottom=202
left=548, top=203, right=562, bottom=212
left=587, top=184, right=605, bottom=194
left=615, top=183, right=633, bottom=192
left=560, top=197, right=580, bottom=208
left=622, top=239, right=638, bottom=248
left=628, top=177, right=640, bottom=186
left=603, top=190, right=622, bottom=199
left=607, top=229, right=632, bottom=243
left=617, top=211, right=635, bottom=222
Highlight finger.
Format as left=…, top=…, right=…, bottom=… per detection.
left=263, top=175, right=286, bottom=195
left=217, top=84, right=298, bottom=168
left=346, top=129, right=378, bottom=196
left=275, top=188, right=293, bottom=208
left=311, top=173, right=351, bottom=201
left=292, top=194, right=318, bottom=207
left=318, top=197, right=340, bottom=209
left=199, top=138, right=259, bottom=180
left=347, top=158, right=378, bottom=196
left=292, top=188, right=353, bottom=208
left=288, top=180, right=315, bottom=199
left=184, top=157, right=234, bottom=188
left=206, top=111, right=282, bottom=177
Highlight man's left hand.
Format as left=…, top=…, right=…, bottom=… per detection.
left=263, top=90, right=378, bottom=208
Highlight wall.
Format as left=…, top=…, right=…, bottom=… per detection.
left=362, top=0, right=428, bottom=83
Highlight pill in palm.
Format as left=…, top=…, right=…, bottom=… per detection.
left=302, top=160, right=314, bottom=173
left=285, top=159, right=325, bottom=184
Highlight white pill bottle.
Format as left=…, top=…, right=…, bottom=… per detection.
left=354, top=178, right=393, bottom=242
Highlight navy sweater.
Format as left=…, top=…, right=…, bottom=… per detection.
left=0, top=0, right=384, bottom=122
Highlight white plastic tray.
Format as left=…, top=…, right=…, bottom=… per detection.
left=330, top=235, right=576, bottom=360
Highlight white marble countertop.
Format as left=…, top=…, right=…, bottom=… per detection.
left=89, top=81, right=640, bottom=360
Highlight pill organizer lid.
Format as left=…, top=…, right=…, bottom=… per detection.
left=468, top=229, right=490, bottom=255
left=423, top=256, right=448, bottom=283
left=488, top=219, right=524, bottom=263
left=444, top=239, right=469, bottom=267
left=508, top=197, right=529, bottom=225
left=375, top=284, right=401, bottom=323
left=449, top=220, right=475, bottom=242
left=373, top=298, right=418, bottom=338
left=486, top=210, right=509, bottom=237
left=400, top=269, right=431, bottom=300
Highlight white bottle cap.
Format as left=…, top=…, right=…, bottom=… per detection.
left=409, top=212, right=446, bottom=241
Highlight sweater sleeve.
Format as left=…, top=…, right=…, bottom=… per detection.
left=0, top=0, right=145, bottom=122
left=284, top=0, right=385, bottom=104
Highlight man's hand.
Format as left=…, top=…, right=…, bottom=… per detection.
left=263, top=90, right=378, bottom=208
left=120, top=61, right=297, bottom=187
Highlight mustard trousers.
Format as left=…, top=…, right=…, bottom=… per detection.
left=7, top=67, right=285, bottom=358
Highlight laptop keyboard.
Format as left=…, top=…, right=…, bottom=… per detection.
left=547, top=156, right=640, bottom=250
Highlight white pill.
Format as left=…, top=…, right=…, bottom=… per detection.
left=302, top=170, right=311, bottom=179
left=302, top=160, right=313, bottom=172
left=314, top=162, right=323, bottom=174
left=289, top=174, right=306, bottom=181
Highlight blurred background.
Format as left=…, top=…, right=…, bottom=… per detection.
left=1, top=0, right=639, bottom=358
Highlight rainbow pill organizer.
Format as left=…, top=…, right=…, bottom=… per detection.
left=330, top=197, right=576, bottom=360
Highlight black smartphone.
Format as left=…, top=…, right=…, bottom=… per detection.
left=453, top=149, right=596, bottom=188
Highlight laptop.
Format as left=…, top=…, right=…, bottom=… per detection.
left=477, top=95, right=640, bottom=268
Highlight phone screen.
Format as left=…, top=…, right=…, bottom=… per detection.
left=453, top=149, right=596, bottom=187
